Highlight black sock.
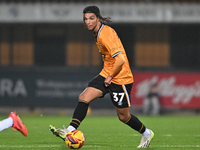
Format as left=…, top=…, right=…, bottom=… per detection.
left=70, top=100, right=89, bottom=129
left=125, top=114, right=146, bottom=134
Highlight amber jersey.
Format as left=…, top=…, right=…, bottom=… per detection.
left=95, top=24, right=134, bottom=85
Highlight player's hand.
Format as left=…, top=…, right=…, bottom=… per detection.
left=104, top=75, right=112, bottom=87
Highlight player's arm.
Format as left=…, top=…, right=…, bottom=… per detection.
left=104, top=53, right=125, bottom=87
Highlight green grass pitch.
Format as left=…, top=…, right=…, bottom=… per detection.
left=0, top=114, right=199, bottom=150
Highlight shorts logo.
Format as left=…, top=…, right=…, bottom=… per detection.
left=118, top=102, right=123, bottom=106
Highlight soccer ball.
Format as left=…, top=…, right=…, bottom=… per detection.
left=65, top=130, right=85, bottom=149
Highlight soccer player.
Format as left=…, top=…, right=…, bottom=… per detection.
left=0, top=112, right=28, bottom=136
left=50, top=5, right=154, bottom=148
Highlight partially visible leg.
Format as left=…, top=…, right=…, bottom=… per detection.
left=0, top=112, right=28, bottom=136
left=0, top=117, right=13, bottom=132
left=143, top=98, right=151, bottom=115
left=116, top=107, right=146, bottom=134
left=9, top=112, right=28, bottom=136
left=116, top=107, right=154, bottom=148
left=68, top=87, right=103, bottom=130
left=50, top=87, right=103, bottom=140
left=151, top=98, right=160, bottom=116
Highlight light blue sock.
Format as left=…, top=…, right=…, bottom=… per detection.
left=0, top=117, right=13, bottom=132
left=67, top=125, right=76, bottom=132
left=142, top=128, right=151, bottom=136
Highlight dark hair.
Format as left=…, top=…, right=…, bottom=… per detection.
left=83, top=5, right=112, bottom=24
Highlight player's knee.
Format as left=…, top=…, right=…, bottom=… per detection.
left=79, top=94, right=86, bottom=101
left=118, top=114, right=129, bottom=123
left=79, top=93, right=90, bottom=103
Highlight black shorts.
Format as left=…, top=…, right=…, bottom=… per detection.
left=88, top=75, right=133, bottom=108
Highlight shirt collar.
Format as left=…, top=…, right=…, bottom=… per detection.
left=97, top=24, right=104, bottom=38
left=94, top=24, right=104, bottom=39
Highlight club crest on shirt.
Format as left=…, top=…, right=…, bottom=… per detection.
left=99, top=42, right=103, bottom=49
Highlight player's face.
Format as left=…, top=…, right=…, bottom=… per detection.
left=84, top=13, right=100, bottom=31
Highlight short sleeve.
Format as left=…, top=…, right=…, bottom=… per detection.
left=100, top=28, right=122, bottom=57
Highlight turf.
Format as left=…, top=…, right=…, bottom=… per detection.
left=0, top=114, right=199, bottom=150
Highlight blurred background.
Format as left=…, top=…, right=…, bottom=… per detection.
left=0, top=0, right=200, bottom=116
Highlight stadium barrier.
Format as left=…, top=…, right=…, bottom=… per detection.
left=1, top=70, right=200, bottom=109
left=131, top=72, right=200, bottom=108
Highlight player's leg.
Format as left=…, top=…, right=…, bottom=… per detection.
left=109, top=83, right=147, bottom=134
left=116, top=105, right=154, bottom=148
left=50, top=75, right=107, bottom=140
left=116, top=107, right=147, bottom=133
left=68, top=87, right=103, bottom=131
left=0, top=116, right=13, bottom=132
left=70, top=75, right=107, bottom=130
left=9, top=112, right=28, bottom=136
left=143, top=98, right=151, bottom=115
left=151, top=98, right=160, bottom=116
left=50, top=87, right=103, bottom=140
left=0, top=112, right=28, bottom=136
left=109, top=83, right=154, bottom=148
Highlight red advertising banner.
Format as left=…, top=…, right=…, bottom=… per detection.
left=131, top=72, right=200, bottom=108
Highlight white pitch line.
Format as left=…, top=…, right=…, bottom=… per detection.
left=153, top=145, right=200, bottom=148
left=0, top=145, right=61, bottom=148
left=0, top=144, right=200, bottom=148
